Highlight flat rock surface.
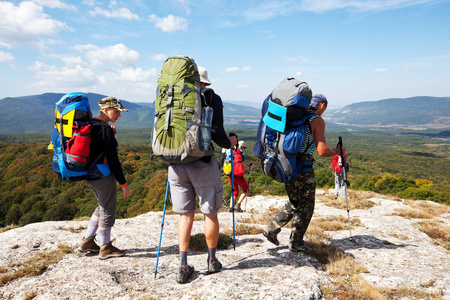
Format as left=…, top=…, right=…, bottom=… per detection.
left=0, top=191, right=449, bottom=299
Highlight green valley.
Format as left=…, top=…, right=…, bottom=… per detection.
left=1, top=128, right=448, bottom=228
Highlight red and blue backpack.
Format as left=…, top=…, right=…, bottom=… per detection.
left=50, top=93, right=107, bottom=181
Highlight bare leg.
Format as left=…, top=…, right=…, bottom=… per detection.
left=237, top=192, right=247, bottom=204
left=178, top=212, right=195, bottom=252
left=204, top=213, right=219, bottom=249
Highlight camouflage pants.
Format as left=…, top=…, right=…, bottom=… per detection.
left=267, top=171, right=316, bottom=245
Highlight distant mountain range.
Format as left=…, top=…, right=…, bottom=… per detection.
left=324, top=96, right=450, bottom=130
left=0, top=92, right=261, bottom=134
left=0, top=94, right=448, bottom=134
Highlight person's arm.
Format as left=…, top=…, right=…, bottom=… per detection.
left=102, top=126, right=127, bottom=185
left=209, top=91, right=233, bottom=149
left=310, top=117, right=345, bottom=157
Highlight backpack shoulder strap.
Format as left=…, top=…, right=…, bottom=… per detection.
left=200, top=87, right=214, bottom=106
left=296, top=112, right=319, bottom=159
left=92, top=119, right=109, bottom=140
left=87, top=120, right=106, bottom=172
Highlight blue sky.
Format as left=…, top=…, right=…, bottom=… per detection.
left=1, top=0, right=449, bottom=107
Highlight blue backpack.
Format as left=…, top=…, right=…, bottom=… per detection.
left=50, top=93, right=107, bottom=181
left=253, top=78, right=315, bottom=183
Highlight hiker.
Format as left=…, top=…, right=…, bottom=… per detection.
left=227, top=139, right=253, bottom=213
left=263, top=94, right=345, bottom=252
left=168, top=66, right=237, bottom=283
left=332, top=154, right=346, bottom=199
left=77, top=96, right=131, bottom=259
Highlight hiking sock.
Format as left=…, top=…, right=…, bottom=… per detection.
left=85, top=218, right=99, bottom=238
left=207, top=248, right=217, bottom=261
left=180, top=251, right=188, bottom=267
left=98, top=227, right=111, bottom=246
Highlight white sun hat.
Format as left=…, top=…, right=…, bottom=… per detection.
left=198, top=66, right=211, bottom=86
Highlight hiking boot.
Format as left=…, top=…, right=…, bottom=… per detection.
left=235, top=203, right=243, bottom=213
left=99, top=241, right=126, bottom=260
left=207, top=258, right=222, bottom=274
left=228, top=208, right=234, bottom=212
left=176, top=265, right=194, bottom=284
left=263, top=230, right=280, bottom=246
left=77, top=236, right=100, bottom=254
left=289, top=242, right=310, bottom=253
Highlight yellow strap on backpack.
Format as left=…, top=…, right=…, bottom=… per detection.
left=55, top=108, right=75, bottom=138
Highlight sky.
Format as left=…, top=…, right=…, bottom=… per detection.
left=1, top=0, right=449, bottom=108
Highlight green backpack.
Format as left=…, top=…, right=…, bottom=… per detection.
left=152, top=56, right=213, bottom=163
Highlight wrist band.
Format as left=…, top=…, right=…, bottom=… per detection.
left=120, top=183, right=127, bottom=188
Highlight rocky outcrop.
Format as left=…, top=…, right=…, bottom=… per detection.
left=0, top=191, right=449, bottom=299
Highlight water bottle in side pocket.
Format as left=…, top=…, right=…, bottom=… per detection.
left=201, top=106, right=213, bottom=151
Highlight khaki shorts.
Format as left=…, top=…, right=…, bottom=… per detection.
left=168, top=157, right=223, bottom=214
left=83, top=174, right=117, bottom=228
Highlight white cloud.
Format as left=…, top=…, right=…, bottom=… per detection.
left=97, top=68, right=158, bottom=99
left=224, top=67, right=240, bottom=72
left=0, top=1, right=69, bottom=48
left=240, top=0, right=444, bottom=21
left=243, top=1, right=290, bottom=21
left=152, top=54, right=167, bottom=61
left=287, top=55, right=309, bottom=63
left=89, top=7, right=139, bottom=20
left=374, top=68, right=388, bottom=72
left=116, top=67, right=157, bottom=82
left=224, top=66, right=252, bottom=72
left=46, top=53, right=88, bottom=68
left=31, top=0, right=77, bottom=10
left=80, top=43, right=140, bottom=68
left=176, top=0, right=191, bottom=15
left=304, top=0, right=442, bottom=13
left=72, top=44, right=99, bottom=52
left=149, top=14, right=188, bottom=32
left=29, top=61, right=97, bottom=91
left=81, top=0, right=95, bottom=6
left=0, top=51, right=15, bottom=63
left=296, top=71, right=303, bottom=77
left=27, top=43, right=157, bottom=100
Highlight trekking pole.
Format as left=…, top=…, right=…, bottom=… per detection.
left=230, top=148, right=236, bottom=251
left=154, top=176, right=170, bottom=278
left=338, top=137, right=352, bottom=240
left=244, top=163, right=253, bottom=212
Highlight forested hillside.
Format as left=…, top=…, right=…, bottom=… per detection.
left=1, top=128, right=448, bottom=228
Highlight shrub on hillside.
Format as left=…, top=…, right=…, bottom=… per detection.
left=397, top=187, right=436, bottom=201
left=374, top=173, right=415, bottom=194
left=352, top=174, right=379, bottom=191
left=315, top=168, right=334, bottom=188
left=431, top=192, right=450, bottom=205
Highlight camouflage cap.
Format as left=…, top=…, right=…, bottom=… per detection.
left=98, top=96, right=128, bottom=112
